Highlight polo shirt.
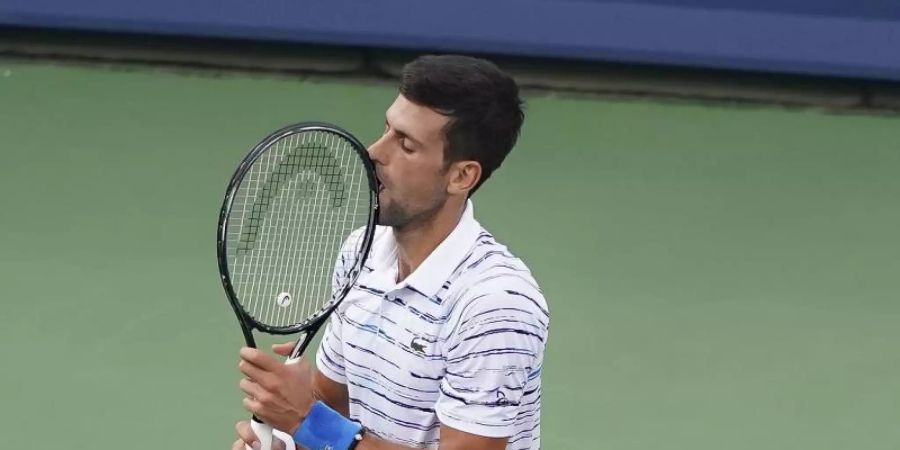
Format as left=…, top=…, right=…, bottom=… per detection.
left=316, top=201, right=549, bottom=449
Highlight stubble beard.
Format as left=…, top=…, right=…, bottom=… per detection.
left=377, top=192, right=447, bottom=231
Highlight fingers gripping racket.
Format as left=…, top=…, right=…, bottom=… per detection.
left=217, top=123, right=378, bottom=450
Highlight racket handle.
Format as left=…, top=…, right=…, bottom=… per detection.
left=272, top=429, right=297, bottom=450
left=248, top=418, right=274, bottom=450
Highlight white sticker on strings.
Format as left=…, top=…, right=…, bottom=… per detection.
left=276, top=292, right=292, bottom=308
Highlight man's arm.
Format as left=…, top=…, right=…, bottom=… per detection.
left=311, top=361, right=350, bottom=417
left=234, top=416, right=507, bottom=450
left=235, top=344, right=507, bottom=450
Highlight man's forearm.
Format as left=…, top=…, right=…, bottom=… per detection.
left=310, top=368, right=351, bottom=417
left=308, top=370, right=506, bottom=450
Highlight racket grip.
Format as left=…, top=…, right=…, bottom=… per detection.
left=248, top=418, right=274, bottom=450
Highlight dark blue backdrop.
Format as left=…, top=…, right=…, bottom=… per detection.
left=2, top=0, right=899, bottom=81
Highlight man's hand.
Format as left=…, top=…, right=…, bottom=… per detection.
left=238, top=343, right=315, bottom=434
left=231, top=420, right=287, bottom=450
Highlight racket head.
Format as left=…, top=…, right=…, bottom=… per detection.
left=217, top=122, right=378, bottom=336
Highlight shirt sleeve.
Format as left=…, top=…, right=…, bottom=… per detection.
left=435, top=287, right=550, bottom=438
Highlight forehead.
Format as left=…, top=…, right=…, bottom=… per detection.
left=385, top=95, right=449, bottom=144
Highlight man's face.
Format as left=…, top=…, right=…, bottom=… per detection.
left=368, top=95, right=451, bottom=228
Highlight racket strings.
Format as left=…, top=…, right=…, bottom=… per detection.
left=226, top=130, right=370, bottom=329
left=238, top=144, right=347, bottom=251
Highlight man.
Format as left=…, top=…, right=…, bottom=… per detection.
left=234, top=54, right=549, bottom=450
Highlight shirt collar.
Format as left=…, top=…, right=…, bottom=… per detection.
left=370, top=200, right=482, bottom=297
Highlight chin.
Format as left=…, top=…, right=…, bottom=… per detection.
left=376, top=204, right=407, bottom=228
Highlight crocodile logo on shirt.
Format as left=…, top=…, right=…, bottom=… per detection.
left=410, top=337, right=428, bottom=355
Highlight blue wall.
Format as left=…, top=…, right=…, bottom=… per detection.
left=2, top=0, right=899, bottom=81
left=588, top=0, right=900, bottom=20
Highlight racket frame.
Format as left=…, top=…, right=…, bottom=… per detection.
left=216, top=122, right=379, bottom=350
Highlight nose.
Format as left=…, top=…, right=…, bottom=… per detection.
left=367, top=132, right=389, bottom=166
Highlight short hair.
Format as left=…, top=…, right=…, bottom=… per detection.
left=399, top=54, right=524, bottom=195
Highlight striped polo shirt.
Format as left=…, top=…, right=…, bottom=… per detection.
left=316, top=200, right=549, bottom=449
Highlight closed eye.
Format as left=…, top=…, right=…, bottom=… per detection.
left=384, top=119, right=418, bottom=152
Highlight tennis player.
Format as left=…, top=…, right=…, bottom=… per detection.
left=233, top=54, right=549, bottom=450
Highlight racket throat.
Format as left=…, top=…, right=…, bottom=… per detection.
left=288, top=331, right=316, bottom=362
left=237, top=316, right=257, bottom=349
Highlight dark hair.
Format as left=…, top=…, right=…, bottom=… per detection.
left=399, top=54, right=524, bottom=195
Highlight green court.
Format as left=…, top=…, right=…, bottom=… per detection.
left=1, top=60, right=898, bottom=449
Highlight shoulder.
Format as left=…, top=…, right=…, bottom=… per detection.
left=446, top=228, right=549, bottom=328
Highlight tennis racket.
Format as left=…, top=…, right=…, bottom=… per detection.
left=217, top=122, right=378, bottom=450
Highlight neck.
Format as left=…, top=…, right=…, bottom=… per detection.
left=393, top=198, right=467, bottom=282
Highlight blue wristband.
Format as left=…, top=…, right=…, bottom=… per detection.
left=293, top=401, right=364, bottom=450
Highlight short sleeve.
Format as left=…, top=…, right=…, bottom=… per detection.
left=435, top=288, right=550, bottom=438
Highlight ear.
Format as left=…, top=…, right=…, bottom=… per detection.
left=447, top=160, right=482, bottom=196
